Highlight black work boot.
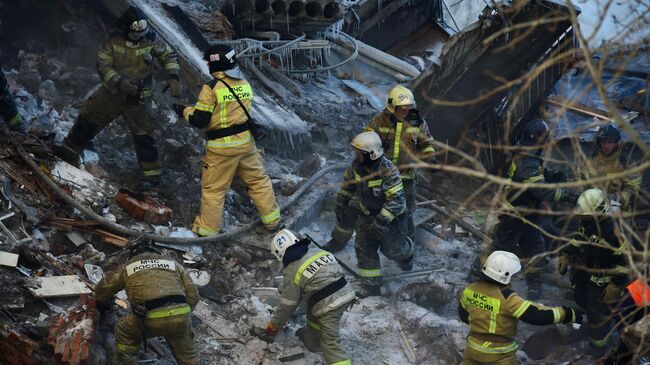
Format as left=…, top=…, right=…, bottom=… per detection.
left=255, top=222, right=283, bottom=235
left=358, top=284, right=382, bottom=298
left=53, top=145, right=80, bottom=167
left=321, top=238, right=347, bottom=253
left=136, top=175, right=161, bottom=195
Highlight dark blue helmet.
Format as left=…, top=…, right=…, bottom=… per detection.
left=518, top=119, right=549, bottom=146
left=203, top=44, right=237, bottom=73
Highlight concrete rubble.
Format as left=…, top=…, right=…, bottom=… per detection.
left=0, top=0, right=648, bottom=364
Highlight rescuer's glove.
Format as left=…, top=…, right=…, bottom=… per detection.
left=118, top=78, right=140, bottom=96
left=370, top=216, right=391, bottom=238
left=7, top=113, right=25, bottom=133
left=97, top=300, right=113, bottom=315
left=173, top=103, right=187, bottom=118
left=252, top=322, right=277, bottom=342
left=167, top=78, right=181, bottom=98
left=562, top=306, right=585, bottom=324
left=557, top=254, right=570, bottom=275
left=602, top=283, right=623, bottom=303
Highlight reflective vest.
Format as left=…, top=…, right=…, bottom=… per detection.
left=627, top=278, right=650, bottom=307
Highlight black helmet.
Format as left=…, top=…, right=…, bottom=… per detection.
left=518, top=119, right=549, bottom=146
left=128, top=240, right=160, bottom=258
left=203, top=44, right=237, bottom=73
left=121, top=6, right=149, bottom=42
left=596, top=123, right=621, bottom=144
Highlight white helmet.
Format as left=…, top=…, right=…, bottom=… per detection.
left=270, top=229, right=299, bottom=261
left=351, top=131, right=384, bottom=160
left=482, top=251, right=521, bottom=285
left=575, top=188, right=610, bottom=215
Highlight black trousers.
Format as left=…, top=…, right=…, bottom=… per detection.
left=490, top=214, right=546, bottom=286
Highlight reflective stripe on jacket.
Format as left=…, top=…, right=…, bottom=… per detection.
left=95, top=253, right=199, bottom=311
left=458, top=280, right=568, bottom=345
left=503, top=153, right=572, bottom=209
left=565, top=217, right=629, bottom=286
left=364, top=110, right=436, bottom=179
left=336, top=157, right=406, bottom=222
left=183, top=72, right=254, bottom=155
left=97, top=31, right=179, bottom=94
left=271, top=247, right=355, bottom=328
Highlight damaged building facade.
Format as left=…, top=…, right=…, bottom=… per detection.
left=0, top=0, right=648, bottom=364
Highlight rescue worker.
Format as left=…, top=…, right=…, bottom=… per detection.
left=459, top=250, right=583, bottom=365
left=559, top=189, right=630, bottom=357
left=324, top=85, right=436, bottom=252
left=472, top=119, right=579, bottom=299
left=579, top=123, right=641, bottom=211
left=55, top=6, right=180, bottom=190
left=334, top=131, right=414, bottom=296
left=95, top=240, right=200, bottom=365
left=175, top=44, right=281, bottom=236
left=0, top=64, right=24, bottom=132
left=253, top=229, right=356, bottom=365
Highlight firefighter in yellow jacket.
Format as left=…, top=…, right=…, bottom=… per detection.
left=175, top=44, right=281, bottom=236
left=96, top=241, right=200, bottom=365
left=253, top=229, right=356, bottom=365
left=324, top=85, right=436, bottom=251
left=55, top=6, right=180, bottom=189
left=459, top=251, right=583, bottom=364
left=579, top=123, right=640, bottom=211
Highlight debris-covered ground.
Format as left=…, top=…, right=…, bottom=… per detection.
left=1, top=1, right=649, bottom=365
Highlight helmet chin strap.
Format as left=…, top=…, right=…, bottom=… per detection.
left=362, top=152, right=380, bottom=166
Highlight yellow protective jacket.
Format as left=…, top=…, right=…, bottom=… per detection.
left=458, top=280, right=573, bottom=354
left=183, top=72, right=254, bottom=155
left=271, top=246, right=356, bottom=328
left=96, top=253, right=199, bottom=311
left=97, top=31, right=179, bottom=99
left=336, top=157, right=406, bottom=223
left=580, top=149, right=641, bottom=209
left=364, top=110, right=436, bottom=179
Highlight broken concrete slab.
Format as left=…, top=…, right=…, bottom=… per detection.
left=0, top=251, right=19, bottom=267
left=295, top=153, right=326, bottom=178
left=341, top=79, right=385, bottom=110
left=193, top=300, right=239, bottom=339
left=64, top=231, right=86, bottom=247
left=26, top=275, right=92, bottom=298
left=278, top=346, right=304, bottom=362
left=50, top=160, right=110, bottom=195
left=251, top=287, right=282, bottom=307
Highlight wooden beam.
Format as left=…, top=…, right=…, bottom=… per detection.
left=547, top=95, right=639, bottom=123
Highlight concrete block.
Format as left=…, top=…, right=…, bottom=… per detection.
left=278, top=346, right=304, bottom=362
left=26, top=275, right=92, bottom=298
left=0, top=251, right=19, bottom=267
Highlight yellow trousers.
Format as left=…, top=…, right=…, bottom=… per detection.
left=193, top=148, right=280, bottom=236
left=460, top=345, right=518, bottom=365
left=115, top=310, right=197, bottom=365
